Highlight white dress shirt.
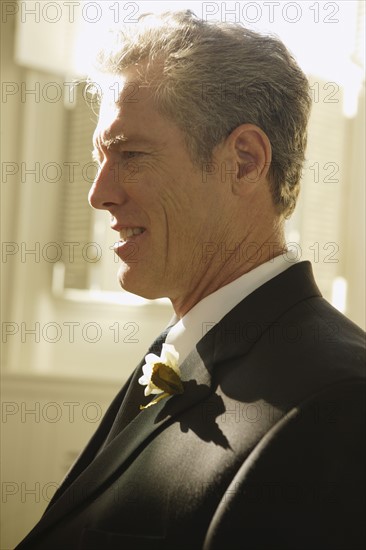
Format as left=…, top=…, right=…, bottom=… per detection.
left=165, top=252, right=299, bottom=364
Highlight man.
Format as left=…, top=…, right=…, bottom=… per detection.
left=16, top=11, right=365, bottom=550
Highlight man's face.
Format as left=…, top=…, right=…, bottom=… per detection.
left=89, top=68, right=233, bottom=306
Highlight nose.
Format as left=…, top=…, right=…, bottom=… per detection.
left=88, top=161, right=126, bottom=210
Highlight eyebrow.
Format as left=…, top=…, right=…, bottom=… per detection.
left=93, top=133, right=151, bottom=152
left=102, top=134, right=128, bottom=148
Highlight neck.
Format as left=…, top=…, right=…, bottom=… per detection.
left=171, top=227, right=287, bottom=318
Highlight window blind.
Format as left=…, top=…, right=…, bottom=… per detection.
left=59, top=83, right=98, bottom=289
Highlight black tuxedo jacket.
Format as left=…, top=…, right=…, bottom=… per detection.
left=15, top=262, right=365, bottom=550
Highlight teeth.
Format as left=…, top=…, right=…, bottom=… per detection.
left=119, top=227, right=145, bottom=241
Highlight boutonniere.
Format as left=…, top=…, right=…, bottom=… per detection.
left=138, top=344, right=184, bottom=409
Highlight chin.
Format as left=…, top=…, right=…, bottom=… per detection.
left=117, top=264, right=162, bottom=300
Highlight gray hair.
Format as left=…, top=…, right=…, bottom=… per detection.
left=95, top=11, right=312, bottom=218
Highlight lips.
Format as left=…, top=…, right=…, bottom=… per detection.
left=113, top=227, right=146, bottom=262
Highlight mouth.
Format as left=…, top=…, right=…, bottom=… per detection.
left=113, top=227, right=146, bottom=260
left=117, top=227, right=146, bottom=242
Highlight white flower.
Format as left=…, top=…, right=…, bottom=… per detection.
left=138, top=344, right=183, bottom=409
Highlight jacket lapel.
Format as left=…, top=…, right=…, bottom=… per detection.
left=210, top=260, right=321, bottom=365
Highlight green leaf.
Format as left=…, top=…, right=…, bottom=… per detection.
left=151, top=363, right=184, bottom=395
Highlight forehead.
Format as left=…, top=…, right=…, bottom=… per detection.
left=93, top=73, right=153, bottom=143
left=93, top=67, right=187, bottom=152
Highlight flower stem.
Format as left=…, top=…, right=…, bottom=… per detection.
left=140, top=392, right=170, bottom=410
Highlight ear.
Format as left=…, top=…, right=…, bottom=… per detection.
left=227, top=124, right=272, bottom=195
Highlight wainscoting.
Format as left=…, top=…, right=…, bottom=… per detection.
left=1, top=372, right=121, bottom=550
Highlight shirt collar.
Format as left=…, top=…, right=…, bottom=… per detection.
left=165, top=252, right=299, bottom=364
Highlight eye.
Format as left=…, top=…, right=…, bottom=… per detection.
left=121, top=151, right=143, bottom=159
